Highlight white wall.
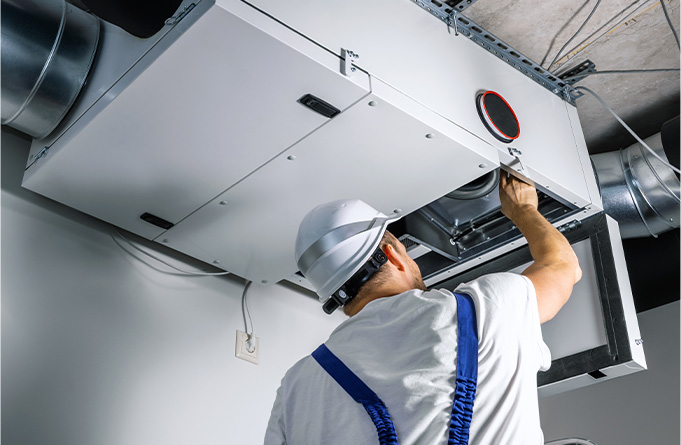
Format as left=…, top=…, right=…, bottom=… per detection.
left=539, top=301, right=680, bottom=444
left=1, top=128, right=345, bottom=445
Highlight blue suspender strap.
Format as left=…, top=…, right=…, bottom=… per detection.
left=312, top=344, right=400, bottom=445
left=448, top=293, right=479, bottom=445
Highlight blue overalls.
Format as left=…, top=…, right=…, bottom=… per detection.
left=312, top=293, right=479, bottom=445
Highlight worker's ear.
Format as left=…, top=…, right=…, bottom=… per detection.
left=383, top=244, right=406, bottom=272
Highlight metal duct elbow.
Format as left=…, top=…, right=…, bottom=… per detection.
left=591, top=128, right=680, bottom=239
left=1, top=0, right=99, bottom=139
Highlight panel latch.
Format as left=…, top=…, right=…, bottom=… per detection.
left=507, top=147, right=530, bottom=179
left=340, top=48, right=360, bottom=77
left=165, top=3, right=196, bottom=26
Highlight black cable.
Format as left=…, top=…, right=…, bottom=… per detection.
left=540, top=0, right=591, bottom=67
left=557, top=0, right=648, bottom=66
left=562, top=67, right=680, bottom=81
left=548, top=0, right=603, bottom=72
left=660, top=0, right=680, bottom=49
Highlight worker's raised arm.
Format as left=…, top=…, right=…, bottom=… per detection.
left=499, top=173, right=582, bottom=323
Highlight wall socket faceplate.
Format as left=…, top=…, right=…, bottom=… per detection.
left=235, top=330, right=259, bottom=365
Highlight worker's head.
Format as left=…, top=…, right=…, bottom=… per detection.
left=295, top=199, right=425, bottom=315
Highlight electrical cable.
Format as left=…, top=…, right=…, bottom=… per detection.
left=540, top=0, right=592, bottom=67
left=110, top=235, right=198, bottom=276
left=241, top=280, right=256, bottom=352
left=111, top=226, right=231, bottom=276
left=561, top=67, right=680, bottom=82
left=552, top=0, right=652, bottom=69
left=576, top=86, right=681, bottom=175
left=660, top=0, right=680, bottom=48
left=548, top=0, right=603, bottom=72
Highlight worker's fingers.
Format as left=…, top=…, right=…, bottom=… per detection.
left=500, top=171, right=508, bottom=189
left=499, top=171, right=538, bottom=220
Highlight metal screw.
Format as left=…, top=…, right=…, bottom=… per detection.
left=393, top=208, right=402, bottom=214
left=213, top=260, right=220, bottom=264
left=479, top=163, right=488, bottom=168
left=350, top=67, right=356, bottom=72
left=425, top=133, right=434, bottom=139
left=368, top=101, right=377, bottom=107
left=162, top=239, right=169, bottom=243
left=287, top=155, right=296, bottom=161
left=219, top=201, right=228, bottom=205
left=261, top=280, right=268, bottom=284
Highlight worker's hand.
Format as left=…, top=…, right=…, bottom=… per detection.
left=499, top=172, right=538, bottom=222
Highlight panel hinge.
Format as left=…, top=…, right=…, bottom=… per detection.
left=558, top=219, right=582, bottom=233
left=25, top=146, right=50, bottom=171
left=507, top=147, right=531, bottom=179
left=165, top=3, right=196, bottom=26
left=340, top=48, right=360, bottom=77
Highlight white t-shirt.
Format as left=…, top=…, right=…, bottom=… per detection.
left=265, top=273, right=551, bottom=445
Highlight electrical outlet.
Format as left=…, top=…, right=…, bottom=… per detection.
left=235, top=330, right=259, bottom=365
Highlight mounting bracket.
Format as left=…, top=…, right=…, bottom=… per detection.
left=558, top=59, right=597, bottom=85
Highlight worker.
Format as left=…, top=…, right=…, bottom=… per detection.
left=264, top=173, right=582, bottom=445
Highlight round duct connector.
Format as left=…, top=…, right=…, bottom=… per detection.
left=446, top=168, right=500, bottom=200
left=591, top=132, right=680, bottom=239
left=1, top=0, right=100, bottom=139
left=476, top=91, right=520, bottom=143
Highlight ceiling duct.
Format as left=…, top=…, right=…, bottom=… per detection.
left=1, top=0, right=99, bottom=139
left=591, top=126, right=680, bottom=239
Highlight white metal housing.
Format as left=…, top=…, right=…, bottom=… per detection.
left=20, top=0, right=643, bottom=396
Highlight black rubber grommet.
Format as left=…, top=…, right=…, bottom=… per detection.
left=476, top=91, right=520, bottom=143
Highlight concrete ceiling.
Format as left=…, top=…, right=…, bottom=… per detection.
left=463, top=0, right=680, bottom=154
left=76, top=0, right=680, bottom=153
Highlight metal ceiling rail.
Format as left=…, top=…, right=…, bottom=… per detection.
left=410, top=0, right=583, bottom=104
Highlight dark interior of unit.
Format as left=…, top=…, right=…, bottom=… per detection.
left=433, top=213, right=635, bottom=386
left=70, top=0, right=183, bottom=38
left=389, top=176, right=577, bottom=282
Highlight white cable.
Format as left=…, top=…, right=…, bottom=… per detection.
left=110, top=235, right=197, bottom=276
left=111, top=227, right=231, bottom=276
left=576, top=86, right=681, bottom=175
left=241, top=280, right=256, bottom=352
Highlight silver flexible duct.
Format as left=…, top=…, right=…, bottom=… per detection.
left=591, top=133, right=680, bottom=239
left=1, top=0, right=99, bottom=139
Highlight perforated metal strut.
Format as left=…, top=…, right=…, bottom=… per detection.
left=410, top=0, right=582, bottom=104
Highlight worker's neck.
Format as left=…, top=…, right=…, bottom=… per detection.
left=343, top=282, right=412, bottom=317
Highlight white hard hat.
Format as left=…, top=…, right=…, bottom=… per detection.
left=295, top=199, right=400, bottom=313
